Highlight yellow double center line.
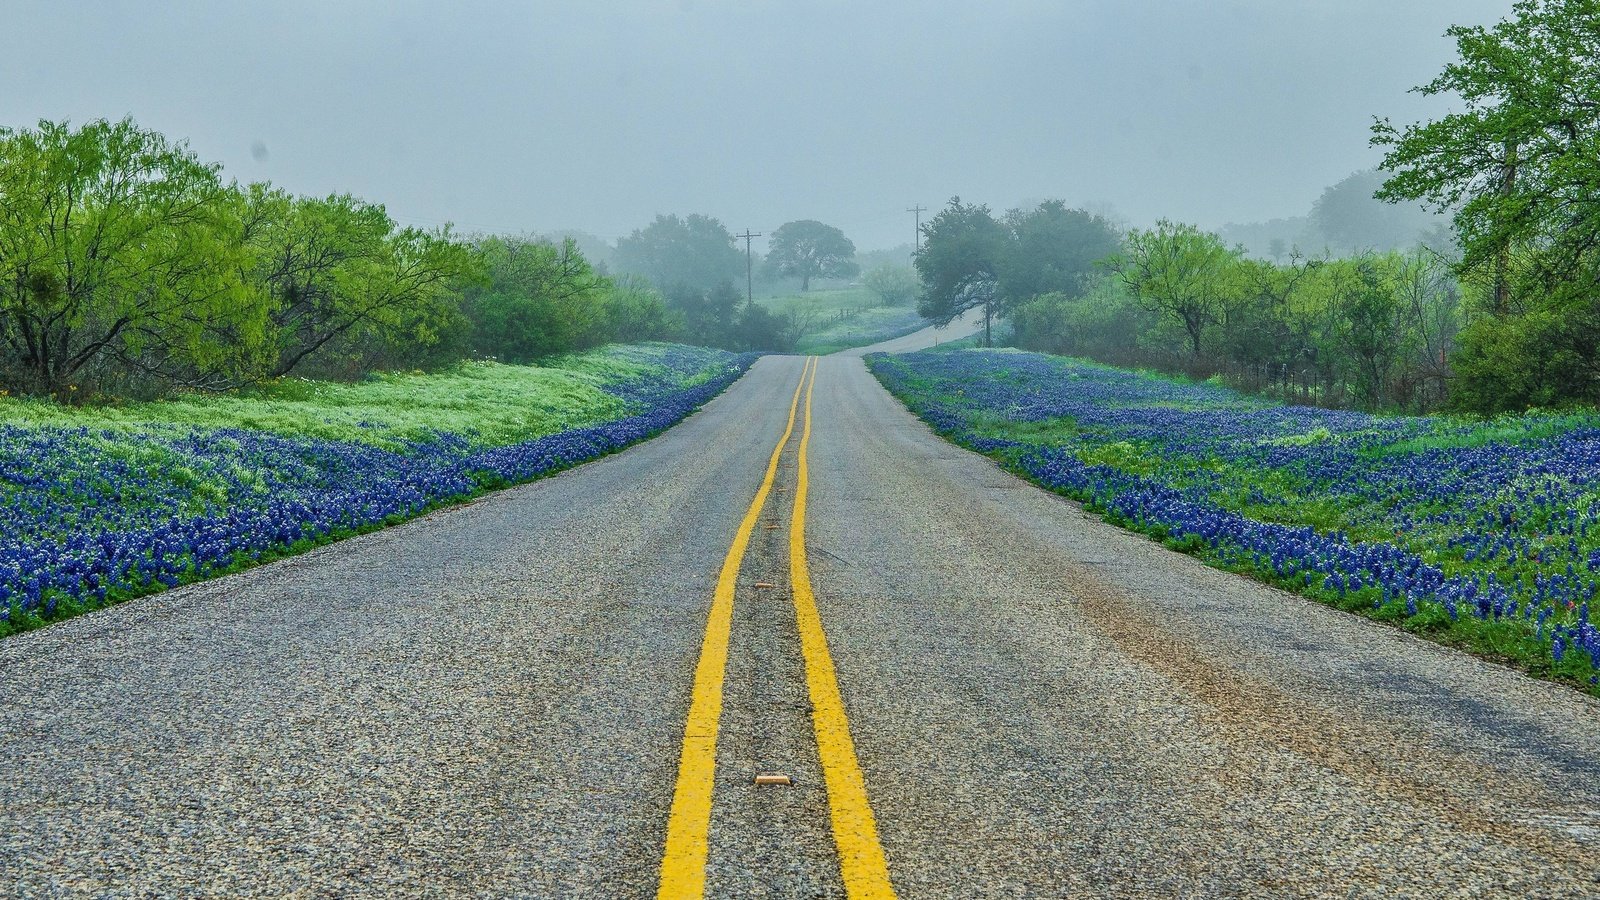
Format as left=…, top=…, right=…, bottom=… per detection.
left=657, top=357, right=894, bottom=899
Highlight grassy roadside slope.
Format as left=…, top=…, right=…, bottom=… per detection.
left=761, top=287, right=927, bottom=354
left=869, top=346, right=1600, bottom=696
left=0, top=343, right=755, bottom=636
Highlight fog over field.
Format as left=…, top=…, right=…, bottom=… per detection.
left=1, top=0, right=1513, bottom=249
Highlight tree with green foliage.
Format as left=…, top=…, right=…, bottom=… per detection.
left=1001, top=200, right=1122, bottom=301
left=862, top=264, right=920, bottom=306
left=914, top=198, right=1010, bottom=346
left=763, top=220, right=858, bottom=291
left=661, top=279, right=796, bottom=352
left=602, top=274, right=680, bottom=343
left=731, top=302, right=798, bottom=352
left=458, top=236, right=613, bottom=362
left=0, top=118, right=266, bottom=397
left=1373, top=0, right=1600, bottom=408
left=1109, top=221, right=1242, bottom=362
left=1320, top=257, right=1410, bottom=409
left=613, top=214, right=743, bottom=295
left=244, top=188, right=476, bottom=378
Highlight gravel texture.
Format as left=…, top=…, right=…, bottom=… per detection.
left=2, top=309, right=1595, bottom=897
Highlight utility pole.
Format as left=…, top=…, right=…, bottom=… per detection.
left=906, top=204, right=927, bottom=253
left=735, top=229, right=762, bottom=309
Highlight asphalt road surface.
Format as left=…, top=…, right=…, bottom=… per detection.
left=3, top=312, right=1598, bottom=898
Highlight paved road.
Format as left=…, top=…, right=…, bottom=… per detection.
left=2, top=313, right=1598, bottom=898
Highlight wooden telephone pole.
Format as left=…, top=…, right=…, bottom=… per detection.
left=735, top=229, right=762, bottom=308
left=907, top=205, right=927, bottom=252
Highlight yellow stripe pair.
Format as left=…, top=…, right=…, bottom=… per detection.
left=657, top=356, right=895, bottom=899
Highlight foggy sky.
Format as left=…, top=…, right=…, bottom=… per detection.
left=2, top=0, right=1514, bottom=252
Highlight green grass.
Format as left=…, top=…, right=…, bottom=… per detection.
left=0, top=343, right=720, bottom=449
left=868, top=347, right=1600, bottom=695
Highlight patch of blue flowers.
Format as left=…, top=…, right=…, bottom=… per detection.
left=869, top=348, right=1600, bottom=690
left=0, top=352, right=756, bottom=633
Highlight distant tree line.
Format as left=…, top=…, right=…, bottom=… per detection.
left=0, top=119, right=815, bottom=401
left=918, top=0, right=1600, bottom=415
left=915, top=195, right=1461, bottom=413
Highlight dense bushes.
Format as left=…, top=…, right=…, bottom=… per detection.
left=910, top=195, right=1466, bottom=412
left=0, top=118, right=715, bottom=401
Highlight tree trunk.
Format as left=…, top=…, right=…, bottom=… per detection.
left=1186, top=317, right=1204, bottom=361
left=1494, top=138, right=1518, bottom=315
left=984, top=302, right=993, bottom=348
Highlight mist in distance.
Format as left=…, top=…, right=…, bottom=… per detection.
left=0, top=0, right=1515, bottom=251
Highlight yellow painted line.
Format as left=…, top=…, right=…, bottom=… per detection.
left=657, top=356, right=815, bottom=900
left=789, top=358, right=897, bottom=898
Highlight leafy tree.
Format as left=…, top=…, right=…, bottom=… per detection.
left=662, top=279, right=795, bottom=351
left=914, top=198, right=1010, bottom=346
left=731, top=302, right=798, bottom=352
left=862, top=264, right=920, bottom=306
left=244, top=188, right=476, bottom=378
left=1373, top=0, right=1600, bottom=407
left=602, top=274, right=679, bottom=343
left=1011, top=281, right=1162, bottom=366
left=664, top=280, right=742, bottom=349
left=763, top=219, right=858, bottom=291
left=1322, top=257, right=1410, bottom=408
left=1109, top=221, right=1242, bottom=361
left=1217, top=256, right=1305, bottom=377
left=0, top=118, right=265, bottom=397
left=1001, top=200, right=1122, bottom=301
left=459, top=236, right=610, bottom=362
left=1448, top=306, right=1600, bottom=411
left=613, top=214, right=743, bottom=295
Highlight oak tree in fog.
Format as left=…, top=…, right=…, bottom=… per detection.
left=763, top=220, right=859, bottom=291
left=1309, top=170, right=1441, bottom=255
left=613, top=214, right=743, bottom=295
left=914, top=198, right=1009, bottom=347
left=1001, top=201, right=1123, bottom=302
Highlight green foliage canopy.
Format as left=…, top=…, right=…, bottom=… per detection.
left=1374, top=0, right=1600, bottom=407
left=245, top=187, right=477, bottom=378
left=1374, top=0, right=1600, bottom=310
left=1001, top=200, right=1122, bottom=302
left=459, top=236, right=611, bottom=363
left=914, top=197, right=1010, bottom=345
left=0, top=118, right=265, bottom=396
left=1109, top=221, right=1242, bottom=361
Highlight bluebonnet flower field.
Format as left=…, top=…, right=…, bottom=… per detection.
left=0, top=343, right=754, bottom=636
left=868, top=347, right=1600, bottom=695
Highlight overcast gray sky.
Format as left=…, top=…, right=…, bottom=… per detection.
left=2, top=0, right=1513, bottom=251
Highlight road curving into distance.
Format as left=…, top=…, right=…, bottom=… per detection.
left=2, top=308, right=1598, bottom=898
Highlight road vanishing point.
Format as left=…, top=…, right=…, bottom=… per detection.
left=2, top=316, right=1599, bottom=898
